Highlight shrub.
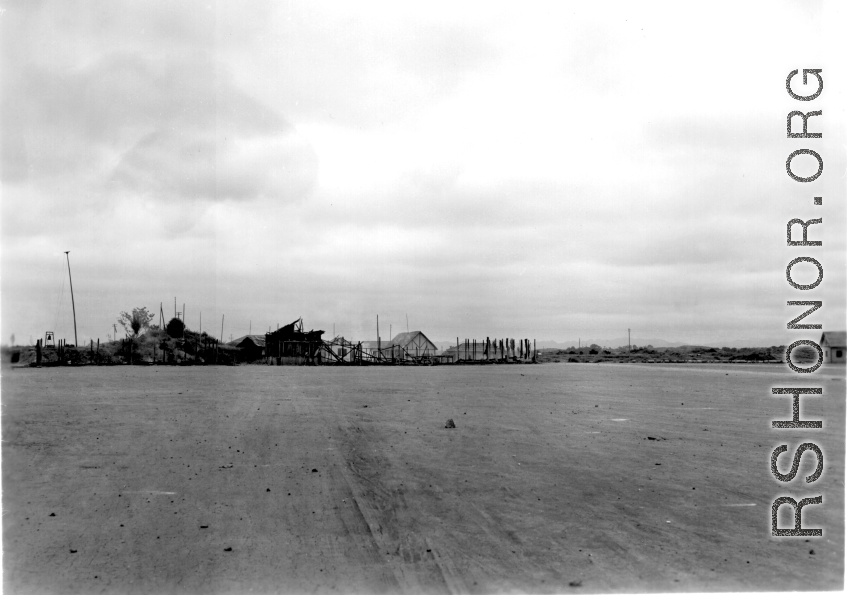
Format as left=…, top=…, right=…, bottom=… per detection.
left=118, top=307, right=156, bottom=336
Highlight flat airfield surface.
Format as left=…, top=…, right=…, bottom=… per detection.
left=2, top=362, right=845, bottom=594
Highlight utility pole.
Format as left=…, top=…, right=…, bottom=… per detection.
left=113, top=323, right=117, bottom=342
left=628, top=328, right=631, bottom=351
left=174, top=297, right=177, bottom=319
left=221, top=315, right=225, bottom=343
left=64, top=251, right=78, bottom=347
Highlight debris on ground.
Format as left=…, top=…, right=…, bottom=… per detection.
left=569, top=580, right=582, bottom=587
left=645, top=436, right=667, bottom=441
left=445, top=419, right=456, bottom=429
left=311, top=468, right=318, bottom=473
left=224, top=547, right=232, bottom=552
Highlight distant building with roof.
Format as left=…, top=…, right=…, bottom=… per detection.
left=388, top=331, right=438, bottom=359
left=358, top=331, right=438, bottom=360
left=820, top=331, right=846, bottom=364
left=230, top=334, right=266, bottom=359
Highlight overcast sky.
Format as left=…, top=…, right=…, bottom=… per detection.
left=2, top=1, right=844, bottom=347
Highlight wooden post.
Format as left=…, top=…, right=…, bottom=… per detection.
left=36, top=339, right=42, bottom=366
left=64, top=252, right=78, bottom=348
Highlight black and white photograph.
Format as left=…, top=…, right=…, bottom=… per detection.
left=1, top=1, right=845, bottom=593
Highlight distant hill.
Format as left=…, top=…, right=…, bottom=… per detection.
left=436, top=337, right=788, bottom=350
left=536, top=338, right=687, bottom=349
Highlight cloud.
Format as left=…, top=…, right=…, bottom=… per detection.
left=2, top=42, right=317, bottom=218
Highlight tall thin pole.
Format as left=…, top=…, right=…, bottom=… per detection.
left=64, top=252, right=78, bottom=346
left=221, top=315, right=225, bottom=342
left=628, top=328, right=631, bottom=351
left=175, top=297, right=177, bottom=319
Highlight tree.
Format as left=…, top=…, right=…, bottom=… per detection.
left=166, top=317, right=185, bottom=338
left=118, top=307, right=155, bottom=337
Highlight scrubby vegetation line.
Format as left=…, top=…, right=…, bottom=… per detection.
left=535, top=343, right=809, bottom=365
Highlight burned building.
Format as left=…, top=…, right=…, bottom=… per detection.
left=265, top=318, right=324, bottom=365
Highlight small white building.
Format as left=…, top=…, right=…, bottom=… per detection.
left=820, top=331, right=846, bottom=364
left=321, top=336, right=358, bottom=362
left=360, top=340, right=382, bottom=357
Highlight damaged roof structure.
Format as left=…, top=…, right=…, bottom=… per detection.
left=265, top=318, right=324, bottom=363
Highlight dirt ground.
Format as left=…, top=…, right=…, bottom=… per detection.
left=2, top=362, right=844, bottom=594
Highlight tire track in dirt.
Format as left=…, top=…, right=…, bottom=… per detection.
left=332, top=420, right=465, bottom=594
